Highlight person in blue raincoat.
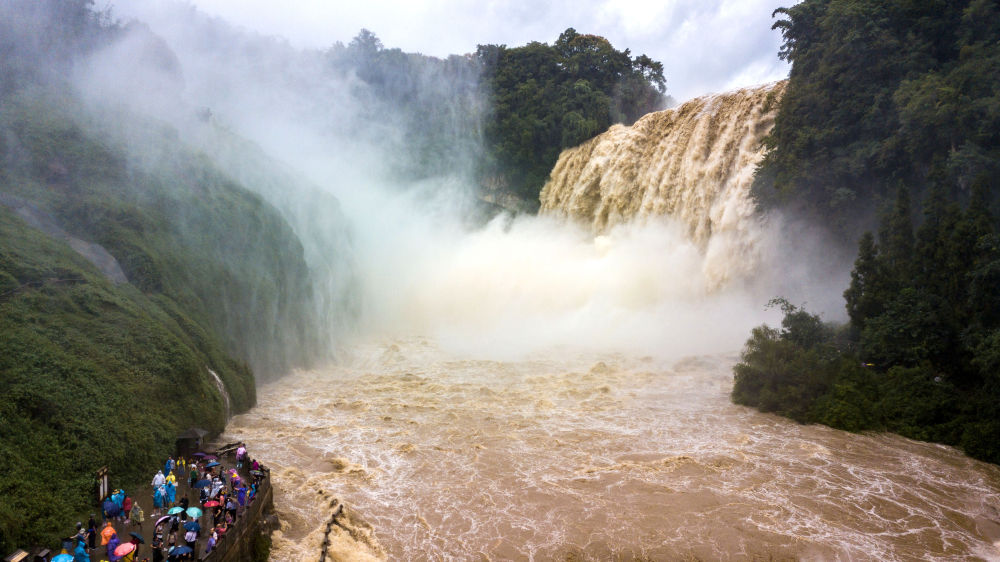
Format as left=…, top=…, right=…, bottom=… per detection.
left=165, top=480, right=176, bottom=505
left=74, top=538, right=91, bottom=562
left=153, top=486, right=164, bottom=514
left=112, top=490, right=125, bottom=519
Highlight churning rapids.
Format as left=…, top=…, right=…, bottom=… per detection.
left=224, top=341, right=1000, bottom=561
left=219, top=84, right=1000, bottom=560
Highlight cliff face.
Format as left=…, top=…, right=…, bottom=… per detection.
left=540, top=82, right=786, bottom=285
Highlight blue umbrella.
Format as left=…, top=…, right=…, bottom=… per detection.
left=169, top=545, right=193, bottom=555
left=205, top=461, right=220, bottom=468
left=167, top=506, right=184, bottom=515
left=183, top=521, right=201, bottom=532
left=52, top=555, right=73, bottom=562
left=194, top=479, right=212, bottom=488
left=186, top=507, right=203, bottom=518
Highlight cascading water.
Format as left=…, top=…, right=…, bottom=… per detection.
left=208, top=368, right=232, bottom=420
left=540, top=81, right=785, bottom=286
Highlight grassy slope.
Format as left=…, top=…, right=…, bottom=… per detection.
left=0, top=93, right=319, bottom=551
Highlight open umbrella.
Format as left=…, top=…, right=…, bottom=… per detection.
left=167, top=507, right=185, bottom=515
left=168, top=545, right=193, bottom=556
left=186, top=507, right=203, bottom=518
left=192, top=452, right=206, bottom=458
left=154, top=515, right=171, bottom=528
left=194, top=479, right=212, bottom=488
left=114, top=542, right=136, bottom=556
left=203, top=500, right=220, bottom=507
left=249, top=470, right=264, bottom=477
left=205, top=461, right=220, bottom=468
left=203, top=455, right=218, bottom=460
left=183, top=521, right=201, bottom=532
left=52, top=555, right=74, bottom=562
left=129, top=531, right=145, bottom=543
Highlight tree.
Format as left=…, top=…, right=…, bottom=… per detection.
left=843, top=232, right=883, bottom=336
left=877, top=186, right=914, bottom=286
left=477, top=28, right=668, bottom=201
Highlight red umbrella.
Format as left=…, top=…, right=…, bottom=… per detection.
left=114, top=542, right=136, bottom=556
left=203, top=500, right=220, bottom=507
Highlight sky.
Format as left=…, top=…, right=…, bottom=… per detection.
left=174, top=0, right=795, bottom=102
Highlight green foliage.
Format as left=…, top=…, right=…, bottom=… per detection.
left=755, top=0, right=1000, bottom=236
left=0, top=0, right=118, bottom=96
left=1, top=94, right=319, bottom=379
left=0, top=92, right=322, bottom=553
left=324, top=30, right=484, bottom=182
left=733, top=302, right=864, bottom=425
left=878, top=365, right=963, bottom=443
left=734, top=178, right=1000, bottom=463
left=313, top=27, right=667, bottom=205
left=732, top=325, right=831, bottom=422
left=0, top=208, right=231, bottom=552
left=860, top=288, right=950, bottom=368
left=843, top=232, right=883, bottom=335
left=477, top=29, right=667, bottom=201
left=739, top=0, right=1000, bottom=467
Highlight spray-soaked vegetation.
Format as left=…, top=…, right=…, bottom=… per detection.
left=0, top=0, right=329, bottom=553
left=324, top=29, right=485, bottom=182
left=323, top=28, right=668, bottom=207
left=736, top=0, right=1000, bottom=464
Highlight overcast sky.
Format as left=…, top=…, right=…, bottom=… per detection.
left=171, top=0, right=794, bottom=102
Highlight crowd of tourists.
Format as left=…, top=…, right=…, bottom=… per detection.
left=56, top=444, right=266, bottom=562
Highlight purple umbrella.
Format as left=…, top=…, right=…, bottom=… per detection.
left=192, top=452, right=206, bottom=458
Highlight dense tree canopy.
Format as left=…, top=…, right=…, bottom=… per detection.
left=736, top=0, right=1000, bottom=465
left=477, top=28, right=668, bottom=202
left=754, top=0, right=1000, bottom=236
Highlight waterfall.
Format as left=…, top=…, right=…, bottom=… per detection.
left=208, top=368, right=232, bottom=420
left=539, top=81, right=786, bottom=286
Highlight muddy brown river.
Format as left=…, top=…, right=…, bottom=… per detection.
left=222, top=338, right=1000, bottom=561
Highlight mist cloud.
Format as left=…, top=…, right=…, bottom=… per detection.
left=118, top=0, right=795, bottom=102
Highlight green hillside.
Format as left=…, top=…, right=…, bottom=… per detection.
left=0, top=90, right=326, bottom=551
